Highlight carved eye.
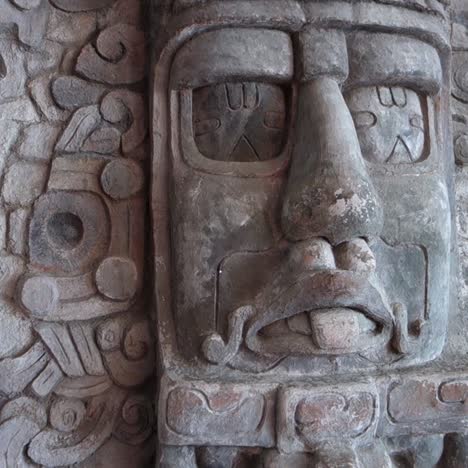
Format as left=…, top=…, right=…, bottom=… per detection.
left=345, top=86, right=427, bottom=165
left=192, top=82, right=288, bottom=163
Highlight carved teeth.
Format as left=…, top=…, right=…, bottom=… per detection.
left=309, top=308, right=378, bottom=353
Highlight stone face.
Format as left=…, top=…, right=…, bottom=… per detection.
left=153, top=0, right=467, bottom=466
left=0, top=0, right=467, bottom=466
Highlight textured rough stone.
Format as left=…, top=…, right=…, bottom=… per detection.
left=100, top=90, right=147, bottom=153
left=0, top=97, right=40, bottom=123
left=25, top=40, right=63, bottom=77
left=0, top=300, right=34, bottom=359
left=29, top=75, right=70, bottom=122
left=100, top=159, right=144, bottom=199
left=0, top=0, right=467, bottom=466
left=2, top=162, right=47, bottom=206
left=20, top=277, right=60, bottom=318
left=95, top=257, right=138, bottom=301
left=51, top=76, right=107, bottom=110
left=0, top=121, right=20, bottom=175
left=0, top=210, right=5, bottom=251
left=76, top=24, right=146, bottom=84
left=0, top=0, right=50, bottom=47
left=7, top=209, right=29, bottom=256
left=47, top=8, right=97, bottom=43
left=50, top=0, right=116, bottom=11
left=0, top=36, right=27, bottom=101
left=151, top=1, right=466, bottom=466
left=55, top=106, right=122, bottom=155
left=19, top=123, right=61, bottom=161
left=0, top=255, right=25, bottom=297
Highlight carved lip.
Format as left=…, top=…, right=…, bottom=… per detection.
left=244, top=270, right=393, bottom=356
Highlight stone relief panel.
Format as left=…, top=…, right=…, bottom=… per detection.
left=0, top=1, right=154, bottom=466
left=153, top=0, right=468, bottom=466
left=154, top=0, right=454, bottom=377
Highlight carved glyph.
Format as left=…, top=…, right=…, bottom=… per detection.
left=0, top=1, right=154, bottom=466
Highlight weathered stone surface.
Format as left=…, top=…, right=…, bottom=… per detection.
left=100, top=159, right=144, bottom=199
left=0, top=397, right=47, bottom=468
left=2, top=162, right=47, bottom=206
left=55, top=105, right=122, bottom=154
left=100, top=90, right=147, bottom=153
left=0, top=36, right=27, bottom=101
left=29, top=75, right=69, bottom=122
left=50, top=0, right=116, bottom=12
left=0, top=300, right=33, bottom=359
left=0, top=210, right=5, bottom=251
left=95, top=257, right=138, bottom=301
left=76, top=24, right=146, bottom=84
left=0, top=0, right=50, bottom=47
left=0, top=0, right=154, bottom=465
left=19, top=123, right=61, bottom=161
left=0, top=121, right=20, bottom=175
left=278, top=384, right=378, bottom=453
left=150, top=1, right=467, bottom=466
left=55, top=105, right=102, bottom=152
left=47, top=8, right=97, bottom=43
left=160, top=379, right=275, bottom=447
left=0, top=97, right=40, bottom=123
left=0, top=0, right=467, bottom=465
left=51, top=76, right=107, bottom=110
left=25, top=40, right=63, bottom=77
left=7, top=209, right=29, bottom=255
left=0, top=342, right=49, bottom=396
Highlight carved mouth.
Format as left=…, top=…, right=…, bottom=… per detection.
left=244, top=270, right=393, bottom=357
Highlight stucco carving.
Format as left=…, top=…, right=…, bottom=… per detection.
left=154, top=0, right=468, bottom=466
left=0, top=1, right=153, bottom=466
left=0, top=0, right=467, bottom=466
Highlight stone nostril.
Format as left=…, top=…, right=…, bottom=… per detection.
left=289, top=238, right=336, bottom=272
left=335, top=238, right=376, bottom=275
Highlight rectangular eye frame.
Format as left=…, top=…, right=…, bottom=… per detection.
left=174, top=86, right=296, bottom=177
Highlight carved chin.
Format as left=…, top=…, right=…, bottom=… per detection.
left=258, top=308, right=381, bottom=356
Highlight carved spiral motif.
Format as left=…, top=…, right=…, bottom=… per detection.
left=96, top=318, right=123, bottom=352
left=49, top=397, right=86, bottom=432
left=113, top=394, right=153, bottom=445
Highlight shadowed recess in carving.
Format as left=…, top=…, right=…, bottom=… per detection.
left=47, top=212, right=84, bottom=250
left=0, top=54, right=6, bottom=80
left=192, top=82, right=288, bottom=162
left=345, top=86, right=428, bottom=164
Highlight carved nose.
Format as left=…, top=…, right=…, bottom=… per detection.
left=281, top=78, right=383, bottom=245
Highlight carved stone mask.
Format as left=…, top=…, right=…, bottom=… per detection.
left=152, top=0, right=454, bottom=376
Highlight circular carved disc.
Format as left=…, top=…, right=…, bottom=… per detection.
left=95, top=257, right=138, bottom=301
left=101, top=159, right=144, bottom=200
